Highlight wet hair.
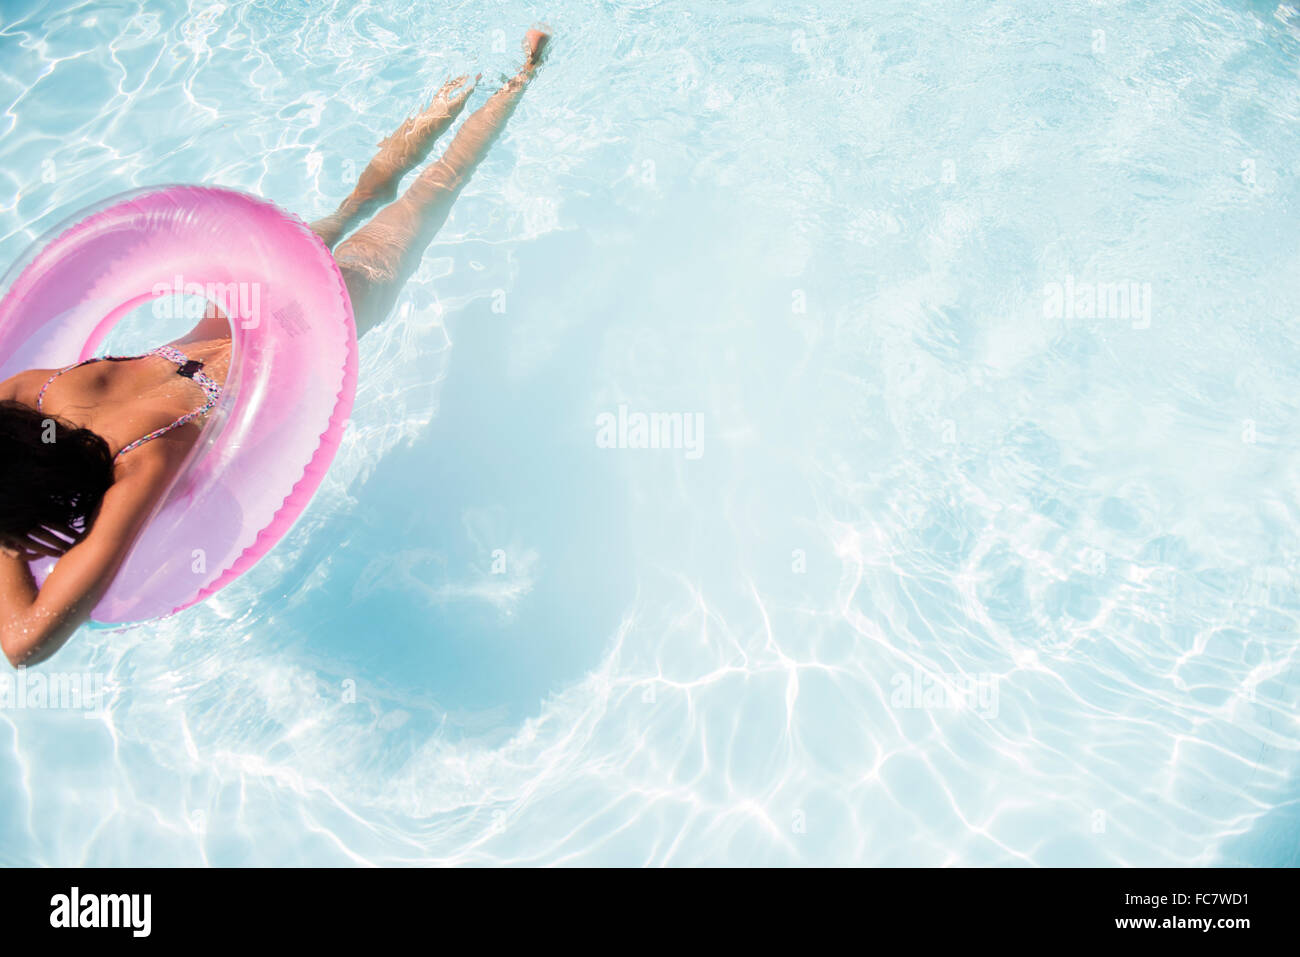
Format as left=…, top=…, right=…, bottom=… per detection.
left=0, top=399, right=114, bottom=539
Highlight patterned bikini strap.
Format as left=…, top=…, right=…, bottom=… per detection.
left=114, top=402, right=217, bottom=459
left=35, top=357, right=105, bottom=412
left=35, top=349, right=222, bottom=459
left=115, top=348, right=222, bottom=459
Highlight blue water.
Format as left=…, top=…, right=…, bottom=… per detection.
left=2, top=0, right=1299, bottom=866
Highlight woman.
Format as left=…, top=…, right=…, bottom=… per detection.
left=0, top=30, right=550, bottom=668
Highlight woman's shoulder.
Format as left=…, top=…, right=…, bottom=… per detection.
left=0, top=368, right=56, bottom=406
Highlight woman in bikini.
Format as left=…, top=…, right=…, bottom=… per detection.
left=0, top=29, right=550, bottom=668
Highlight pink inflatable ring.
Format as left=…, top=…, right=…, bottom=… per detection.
left=0, top=185, right=358, bottom=624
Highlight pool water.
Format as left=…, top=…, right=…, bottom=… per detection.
left=2, top=0, right=1299, bottom=865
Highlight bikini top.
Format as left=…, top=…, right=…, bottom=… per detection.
left=36, top=344, right=223, bottom=459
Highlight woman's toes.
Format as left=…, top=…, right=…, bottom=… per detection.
left=435, top=74, right=469, bottom=101
left=524, top=28, right=551, bottom=67
left=447, top=74, right=478, bottom=109
left=425, top=74, right=476, bottom=116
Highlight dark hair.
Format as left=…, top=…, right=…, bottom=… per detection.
left=0, top=399, right=114, bottom=538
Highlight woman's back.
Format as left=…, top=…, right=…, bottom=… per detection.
left=8, top=336, right=232, bottom=460
left=0, top=336, right=234, bottom=666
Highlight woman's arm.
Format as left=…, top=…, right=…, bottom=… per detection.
left=0, top=443, right=182, bottom=667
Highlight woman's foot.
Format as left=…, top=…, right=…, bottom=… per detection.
left=523, top=28, right=551, bottom=74
left=310, top=74, right=480, bottom=249
left=358, top=74, right=479, bottom=207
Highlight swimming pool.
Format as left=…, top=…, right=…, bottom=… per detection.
left=1, top=0, right=1298, bottom=866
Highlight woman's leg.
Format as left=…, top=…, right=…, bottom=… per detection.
left=310, top=75, right=477, bottom=250
left=335, top=30, right=549, bottom=336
